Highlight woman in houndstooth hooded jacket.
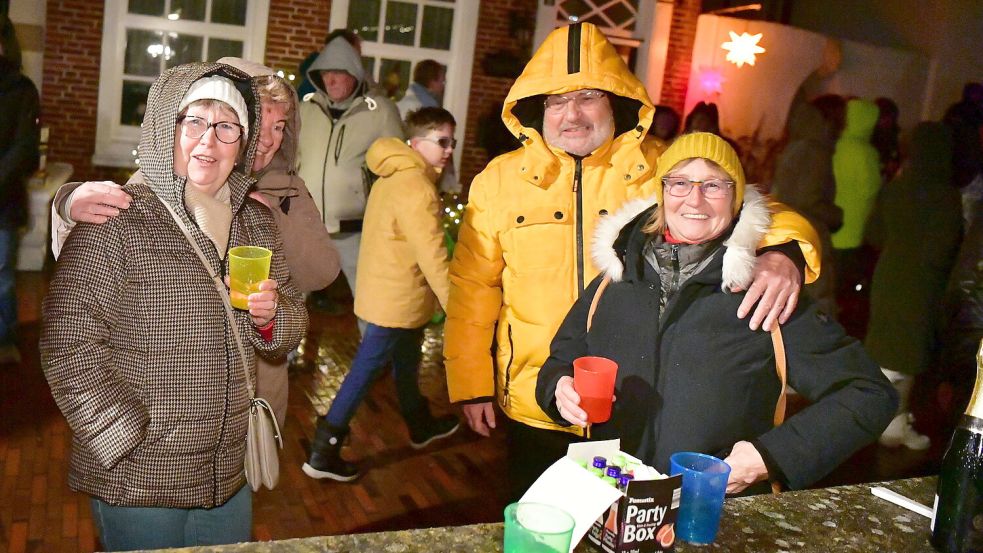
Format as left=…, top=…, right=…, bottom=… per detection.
left=40, top=62, right=307, bottom=550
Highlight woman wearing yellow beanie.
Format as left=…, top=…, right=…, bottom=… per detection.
left=536, top=132, right=898, bottom=494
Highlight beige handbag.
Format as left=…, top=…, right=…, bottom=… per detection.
left=160, top=199, right=283, bottom=491
left=587, top=275, right=788, bottom=494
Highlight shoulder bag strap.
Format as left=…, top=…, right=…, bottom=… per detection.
left=771, top=324, right=787, bottom=426
left=159, top=199, right=256, bottom=399
left=586, top=276, right=612, bottom=332
left=770, top=324, right=787, bottom=494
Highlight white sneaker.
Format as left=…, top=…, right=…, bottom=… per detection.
left=879, top=412, right=930, bottom=450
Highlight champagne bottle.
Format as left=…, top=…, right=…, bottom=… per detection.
left=931, top=339, right=983, bottom=553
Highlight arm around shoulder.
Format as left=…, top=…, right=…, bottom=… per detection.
left=761, top=201, right=822, bottom=284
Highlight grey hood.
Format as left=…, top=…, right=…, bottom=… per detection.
left=137, top=62, right=260, bottom=227
left=306, top=37, right=367, bottom=100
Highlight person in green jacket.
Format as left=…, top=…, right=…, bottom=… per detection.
left=831, top=98, right=881, bottom=296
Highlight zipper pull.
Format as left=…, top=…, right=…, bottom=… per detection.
left=572, top=158, right=582, bottom=192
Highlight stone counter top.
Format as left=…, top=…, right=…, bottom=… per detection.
left=136, top=477, right=938, bottom=553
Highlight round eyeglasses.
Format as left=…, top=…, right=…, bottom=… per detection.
left=544, top=90, right=607, bottom=113
left=178, top=115, right=244, bottom=144
left=661, top=176, right=735, bottom=199
left=417, top=136, right=457, bottom=150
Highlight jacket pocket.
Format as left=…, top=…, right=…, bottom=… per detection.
left=501, top=206, right=572, bottom=273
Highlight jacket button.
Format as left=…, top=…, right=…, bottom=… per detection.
left=516, top=215, right=525, bottom=223
left=533, top=175, right=539, bottom=180
left=599, top=209, right=608, bottom=215
left=637, top=164, right=645, bottom=171
left=554, top=211, right=563, bottom=219
left=521, top=167, right=526, bottom=172
left=624, top=174, right=631, bottom=180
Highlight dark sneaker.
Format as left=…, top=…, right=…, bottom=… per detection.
left=302, top=457, right=360, bottom=482
left=409, top=415, right=461, bottom=450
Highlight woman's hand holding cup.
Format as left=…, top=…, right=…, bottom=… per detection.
left=224, top=276, right=279, bottom=327
left=247, top=279, right=279, bottom=327
left=555, top=376, right=588, bottom=427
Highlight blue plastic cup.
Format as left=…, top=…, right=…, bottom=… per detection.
left=669, top=452, right=731, bottom=545
left=503, top=502, right=575, bottom=553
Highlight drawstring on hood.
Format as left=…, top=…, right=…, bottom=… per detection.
left=500, top=22, right=654, bottom=188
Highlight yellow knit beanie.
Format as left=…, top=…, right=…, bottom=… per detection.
left=654, top=132, right=746, bottom=215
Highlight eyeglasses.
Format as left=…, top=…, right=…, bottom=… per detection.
left=662, top=176, right=735, bottom=199
left=544, top=90, right=607, bottom=112
left=417, top=136, right=457, bottom=150
left=178, top=115, right=244, bottom=144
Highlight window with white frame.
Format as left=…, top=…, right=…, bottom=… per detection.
left=329, top=0, right=478, bottom=178
left=93, top=0, right=269, bottom=167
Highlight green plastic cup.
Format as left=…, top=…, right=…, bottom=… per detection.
left=503, top=502, right=574, bottom=553
left=228, top=246, right=272, bottom=310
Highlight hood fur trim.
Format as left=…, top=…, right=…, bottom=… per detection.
left=591, top=185, right=772, bottom=290
left=591, top=194, right=659, bottom=283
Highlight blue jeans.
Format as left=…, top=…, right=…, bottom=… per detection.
left=325, top=323, right=428, bottom=432
left=0, top=229, right=16, bottom=345
left=90, top=485, right=252, bottom=551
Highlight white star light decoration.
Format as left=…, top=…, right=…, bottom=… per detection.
left=721, top=31, right=765, bottom=68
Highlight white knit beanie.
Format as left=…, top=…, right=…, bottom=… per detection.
left=179, top=75, right=249, bottom=139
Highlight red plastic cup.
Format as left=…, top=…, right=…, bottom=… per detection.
left=572, top=356, right=618, bottom=423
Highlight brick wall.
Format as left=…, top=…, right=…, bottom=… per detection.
left=42, top=0, right=117, bottom=183
left=39, top=0, right=527, bottom=186
left=263, top=0, right=331, bottom=76
left=459, top=0, right=536, bottom=189
left=659, top=0, right=701, bottom=115
left=40, top=0, right=333, bottom=183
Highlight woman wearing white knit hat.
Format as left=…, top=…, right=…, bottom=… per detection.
left=40, top=63, right=307, bottom=550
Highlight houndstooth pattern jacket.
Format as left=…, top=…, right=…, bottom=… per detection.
left=40, top=63, right=308, bottom=509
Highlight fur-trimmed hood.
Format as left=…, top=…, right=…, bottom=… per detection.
left=591, top=185, right=771, bottom=290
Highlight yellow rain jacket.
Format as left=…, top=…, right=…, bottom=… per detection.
left=444, top=23, right=820, bottom=433
left=354, top=137, right=449, bottom=328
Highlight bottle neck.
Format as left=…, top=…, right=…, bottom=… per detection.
left=965, top=339, right=983, bottom=419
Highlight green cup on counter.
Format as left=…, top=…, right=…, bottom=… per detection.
left=503, top=502, right=574, bottom=553
left=228, top=246, right=272, bottom=310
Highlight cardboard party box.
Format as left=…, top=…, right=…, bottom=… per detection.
left=521, top=439, right=682, bottom=553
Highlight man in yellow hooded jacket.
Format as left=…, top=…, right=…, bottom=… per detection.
left=444, top=23, right=821, bottom=498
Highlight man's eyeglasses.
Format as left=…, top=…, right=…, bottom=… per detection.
left=661, top=176, right=735, bottom=199
left=544, top=90, right=607, bottom=112
left=177, top=115, right=244, bottom=144
left=418, top=136, right=457, bottom=150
